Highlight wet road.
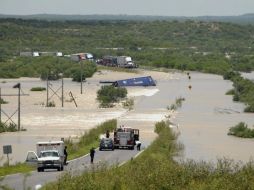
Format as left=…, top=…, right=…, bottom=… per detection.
left=0, top=148, right=142, bottom=190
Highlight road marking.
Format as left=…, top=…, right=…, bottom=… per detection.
left=68, top=147, right=99, bottom=163
left=118, top=150, right=144, bottom=167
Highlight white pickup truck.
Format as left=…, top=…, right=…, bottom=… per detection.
left=26, top=141, right=65, bottom=172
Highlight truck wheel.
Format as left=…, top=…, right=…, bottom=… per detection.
left=37, top=168, right=41, bottom=172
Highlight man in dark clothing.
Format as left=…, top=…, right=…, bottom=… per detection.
left=136, top=141, right=141, bottom=151
left=106, top=130, right=110, bottom=138
left=90, top=147, right=95, bottom=163
left=64, top=146, right=68, bottom=165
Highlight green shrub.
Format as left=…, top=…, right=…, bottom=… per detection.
left=225, top=89, right=235, bottom=95
left=122, top=98, right=134, bottom=110
left=97, top=85, right=127, bottom=107
left=0, top=98, right=8, bottom=104
left=0, top=122, right=18, bottom=133
left=47, top=101, right=55, bottom=107
left=71, top=61, right=97, bottom=82
left=228, top=122, right=254, bottom=138
left=167, top=97, right=185, bottom=111
left=244, top=104, right=254, bottom=113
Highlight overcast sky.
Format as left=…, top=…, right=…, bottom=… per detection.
left=0, top=0, right=253, bottom=17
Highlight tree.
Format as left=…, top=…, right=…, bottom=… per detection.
left=97, top=85, right=127, bottom=107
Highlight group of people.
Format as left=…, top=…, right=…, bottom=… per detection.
left=63, top=146, right=96, bottom=165
left=63, top=130, right=142, bottom=165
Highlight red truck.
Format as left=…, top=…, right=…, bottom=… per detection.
left=113, top=127, right=139, bottom=150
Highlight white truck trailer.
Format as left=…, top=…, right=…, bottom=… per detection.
left=116, top=56, right=136, bottom=68
left=26, top=141, right=65, bottom=172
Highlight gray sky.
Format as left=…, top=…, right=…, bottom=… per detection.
left=0, top=0, right=253, bottom=17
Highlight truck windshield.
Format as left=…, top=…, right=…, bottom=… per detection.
left=40, top=151, right=59, bottom=157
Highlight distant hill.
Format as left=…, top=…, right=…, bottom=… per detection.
left=0, top=14, right=254, bottom=24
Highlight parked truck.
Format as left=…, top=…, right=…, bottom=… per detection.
left=97, top=56, right=137, bottom=68
left=26, top=141, right=65, bottom=172
left=117, top=56, right=136, bottom=68
left=70, top=53, right=94, bottom=62
left=113, top=127, right=139, bottom=149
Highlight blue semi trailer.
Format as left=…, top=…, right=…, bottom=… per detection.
left=113, top=76, right=156, bottom=87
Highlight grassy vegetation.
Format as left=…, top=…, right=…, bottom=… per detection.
left=43, top=120, right=254, bottom=190
left=97, top=85, right=127, bottom=108
left=223, top=71, right=254, bottom=112
left=0, top=98, right=8, bottom=104
left=30, top=87, right=46, bottom=91
left=122, top=98, right=134, bottom=110
left=0, top=122, right=18, bottom=133
left=228, top=122, right=254, bottom=138
left=0, top=56, right=97, bottom=81
left=0, top=162, right=35, bottom=177
left=65, top=119, right=117, bottom=160
left=1, top=19, right=254, bottom=77
left=47, top=101, right=56, bottom=107
left=167, top=96, right=185, bottom=111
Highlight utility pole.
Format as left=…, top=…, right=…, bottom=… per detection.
left=61, top=75, right=64, bottom=107
left=0, top=88, right=2, bottom=123
left=18, top=84, right=20, bottom=131
left=46, top=77, right=49, bottom=107
left=80, top=61, right=83, bottom=94
left=13, top=83, right=21, bottom=131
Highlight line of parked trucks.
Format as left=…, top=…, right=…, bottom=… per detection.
left=26, top=127, right=139, bottom=172
left=96, top=56, right=138, bottom=68
left=20, top=51, right=138, bottom=69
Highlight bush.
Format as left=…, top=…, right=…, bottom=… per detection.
left=47, top=101, right=56, bottom=107
left=122, top=98, right=134, bottom=110
left=244, top=104, right=254, bottom=113
left=228, top=122, right=254, bottom=138
left=0, top=122, right=18, bottom=133
left=71, top=61, right=97, bottom=82
left=225, top=89, right=235, bottom=95
left=0, top=98, right=8, bottom=104
left=97, top=85, right=127, bottom=107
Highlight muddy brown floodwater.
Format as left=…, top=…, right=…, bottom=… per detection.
left=0, top=70, right=254, bottom=165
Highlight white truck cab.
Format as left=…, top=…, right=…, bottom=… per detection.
left=26, top=141, right=65, bottom=172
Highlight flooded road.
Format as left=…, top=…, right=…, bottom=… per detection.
left=1, top=71, right=254, bottom=165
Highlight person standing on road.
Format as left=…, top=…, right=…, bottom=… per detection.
left=136, top=141, right=141, bottom=151
left=90, top=147, right=95, bottom=163
left=106, top=130, right=110, bottom=138
left=64, top=146, right=68, bottom=165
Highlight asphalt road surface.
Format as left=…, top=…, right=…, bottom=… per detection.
left=0, top=148, right=142, bottom=190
